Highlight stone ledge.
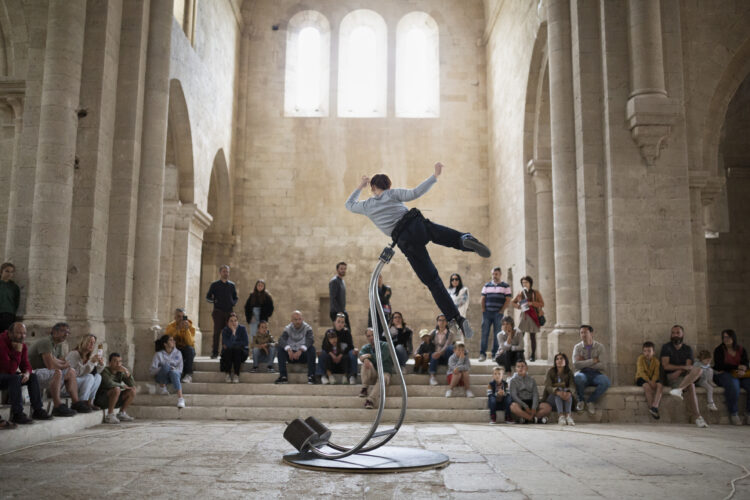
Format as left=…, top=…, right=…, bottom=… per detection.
left=0, top=410, right=104, bottom=453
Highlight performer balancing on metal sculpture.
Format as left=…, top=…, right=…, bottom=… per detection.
left=346, top=161, right=491, bottom=339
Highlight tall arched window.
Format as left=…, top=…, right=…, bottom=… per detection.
left=284, top=10, right=330, bottom=117
left=396, top=12, right=440, bottom=118
left=338, top=9, right=387, bottom=117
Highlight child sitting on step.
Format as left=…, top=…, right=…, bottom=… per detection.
left=413, top=329, right=434, bottom=374
left=487, top=366, right=508, bottom=424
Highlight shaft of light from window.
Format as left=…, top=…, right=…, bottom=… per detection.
left=347, top=26, right=377, bottom=113
left=297, top=27, right=321, bottom=112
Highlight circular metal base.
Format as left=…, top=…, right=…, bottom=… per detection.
left=283, top=446, right=449, bottom=473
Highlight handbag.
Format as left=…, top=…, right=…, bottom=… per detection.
left=539, top=315, right=546, bottom=326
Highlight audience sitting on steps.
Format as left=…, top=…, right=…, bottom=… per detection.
left=494, top=316, right=524, bottom=372
left=221, top=313, right=249, bottom=384
left=250, top=320, right=276, bottom=373
left=636, top=341, right=663, bottom=420
left=543, top=352, right=575, bottom=426
left=712, top=329, right=750, bottom=425
left=428, top=314, right=454, bottom=386
left=65, top=333, right=104, bottom=412
left=358, top=327, right=393, bottom=410
left=317, top=313, right=357, bottom=384
left=487, top=366, right=509, bottom=424
left=572, top=325, right=610, bottom=417
left=388, top=311, right=413, bottom=368
left=95, top=352, right=136, bottom=424
left=275, top=310, right=315, bottom=385
left=445, top=341, right=473, bottom=398
left=165, top=308, right=196, bottom=383
left=149, top=335, right=186, bottom=408
left=661, top=324, right=708, bottom=428
left=509, top=359, right=551, bottom=424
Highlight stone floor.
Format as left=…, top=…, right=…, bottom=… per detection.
left=1, top=420, right=749, bottom=499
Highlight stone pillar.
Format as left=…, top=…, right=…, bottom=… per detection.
left=24, top=0, right=86, bottom=330
left=545, top=0, right=581, bottom=358
left=527, top=158, right=555, bottom=360
left=131, top=0, right=173, bottom=378
left=0, top=82, right=25, bottom=257
left=177, top=203, right=211, bottom=355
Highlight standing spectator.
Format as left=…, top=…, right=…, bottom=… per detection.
left=509, top=359, right=551, bottom=423
left=712, top=329, right=750, bottom=425
left=512, top=276, right=544, bottom=362
left=572, top=325, right=610, bottom=416
left=205, top=264, right=238, bottom=359
left=447, top=273, right=470, bottom=338
left=319, top=328, right=351, bottom=385
left=251, top=320, right=276, bottom=373
left=388, top=311, right=413, bottom=367
left=221, top=313, right=249, bottom=384
left=359, top=328, right=394, bottom=410
left=368, top=274, right=392, bottom=335
left=244, top=279, right=274, bottom=341
left=495, top=316, right=524, bottom=372
left=0, top=322, right=52, bottom=424
left=446, top=341, right=473, bottom=398
left=0, top=262, right=20, bottom=333
left=275, top=310, right=316, bottom=385
left=635, top=341, right=663, bottom=420
left=413, top=329, right=434, bottom=374
left=28, top=322, right=88, bottom=416
left=543, top=353, right=575, bottom=425
left=487, top=366, right=508, bottom=424
left=65, top=333, right=104, bottom=411
left=660, top=324, right=707, bottom=428
left=149, top=335, right=186, bottom=408
left=329, top=262, right=350, bottom=331
left=429, top=314, right=454, bottom=386
left=165, top=311, right=195, bottom=383
left=95, top=353, right=136, bottom=424
left=479, top=267, right=511, bottom=362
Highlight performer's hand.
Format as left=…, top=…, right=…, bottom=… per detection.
left=434, top=162, right=443, bottom=177
left=358, top=176, right=370, bottom=189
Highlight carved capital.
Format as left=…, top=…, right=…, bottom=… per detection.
left=527, top=158, right=552, bottom=194
left=626, top=94, right=679, bottom=166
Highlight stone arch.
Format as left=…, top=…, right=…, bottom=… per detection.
left=206, top=148, right=232, bottom=236
left=0, top=0, right=28, bottom=77
left=167, top=79, right=195, bottom=204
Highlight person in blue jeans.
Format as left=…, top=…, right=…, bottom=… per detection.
left=428, top=315, right=454, bottom=386
left=572, top=325, right=610, bottom=416
left=149, top=335, right=186, bottom=408
left=487, top=366, right=508, bottom=424
left=713, top=329, right=750, bottom=425
left=479, top=267, right=511, bottom=362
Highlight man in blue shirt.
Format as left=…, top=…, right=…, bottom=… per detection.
left=479, top=267, right=511, bottom=362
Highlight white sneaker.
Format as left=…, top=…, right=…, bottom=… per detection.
left=349, top=376, right=357, bottom=385
left=232, top=375, right=240, bottom=384
left=225, top=373, right=232, bottom=383
left=669, top=388, right=684, bottom=400
left=465, top=390, right=474, bottom=398
left=707, top=402, right=718, bottom=411
left=558, top=415, right=567, bottom=426
left=566, top=415, right=575, bottom=426
left=445, top=389, right=452, bottom=398
left=429, top=375, right=438, bottom=386
left=158, top=385, right=169, bottom=395
left=321, top=375, right=329, bottom=385
left=117, top=411, right=134, bottom=422
left=575, top=400, right=585, bottom=412
left=182, top=375, right=192, bottom=383
left=695, top=416, right=708, bottom=428
left=104, top=412, right=120, bottom=424
left=586, top=402, right=596, bottom=415
left=730, top=414, right=742, bottom=425
left=177, top=397, right=186, bottom=408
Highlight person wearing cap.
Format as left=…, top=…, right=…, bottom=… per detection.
left=446, top=341, right=473, bottom=398
left=413, top=329, right=435, bottom=374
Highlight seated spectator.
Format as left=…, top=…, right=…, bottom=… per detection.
left=65, top=333, right=104, bottom=411
left=0, top=322, right=52, bottom=424
left=244, top=279, right=275, bottom=340
left=221, top=313, right=249, bottom=384
left=413, top=329, right=434, bottom=374
left=95, top=353, right=136, bottom=424
left=713, top=329, right=750, bottom=425
left=509, top=359, right=551, bottom=423
left=388, top=311, right=413, bottom=367
left=28, top=322, right=89, bottom=416
left=635, top=341, right=662, bottom=420
left=149, top=335, right=185, bottom=408
left=494, top=316, right=524, bottom=372
left=359, top=328, right=393, bottom=410
left=318, top=313, right=358, bottom=384
left=543, top=352, right=575, bottom=426
left=446, top=341, right=473, bottom=398
left=661, top=324, right=707, bottom=428
left=429, top=314, right=454, bottom=386
left=275, top=310, right=315, bottom=385
left=165, top=308, right=195, bottom=383
left=695, top=350, right=718, bottom=412
left=319, top=327, right=351, bottom=385
left=251, top=320, right=276, bottom=373
left=487, top=366, right=508, bottom=424
left=368, top=275, right=392, bottom=335
left=572, top=324, right=610, bottom=416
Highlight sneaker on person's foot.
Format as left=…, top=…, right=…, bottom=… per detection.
left=52, top=404, right=76, bottom=417
left=349, top=376, right=357, bottom=385
left=707, top=402, right=718, bottom=411
left=10, top=412, right=33, bottom=425
left=274, top=376, right=288, bottom=384
left=321, top=375, right=329, bottom=385
left=695, top=416, right=708, bottom=428
left=250, top=367, right=258, bottom=373
left=586, top=402, right=596, bottom=415
left=359, top=387, right=368, bottom=398
left=466, top=390, right=474, bottom=398
left=669, top=388, right=684, bottom=400
left=448, top=319, right=460, bottom=338
left=445, top=389, right=452, bottom=398
left=458, top=317, right=474, bottom=339
left=104, top=412, right=120, bottom=424
left=478, top=354, right=487, bottom=363
left=575, top=400, right=585, bottom=412
left=117, top=411, right=134, bottom=422
left=71, top=401, right=92, bottom=413
left=159, top=385, right=170, bottom=395
left=649, top=407, right=660, bottom=420
left=182, top=375, right=192, bottom=383
left=267, top=366, right=277, bottom=373
left=232, top=374, right=240, bottom=384
left=308, top=375, right=316, bottom=385
left=177, top=397, right=186, bottom=409
left=490, top=415, right=496, bottom=425
left=364, top=400, right=374, bottom=409
left=566, top=415, right=575, bottom=426
left=558, top=415, right=567, bottom=426
left=224, top=373, right=232, bottom=383
left=538, top=416, right=548, bottom=424
left=460, top=234, right=491, bottom=258
left=429, top=375, right=438, bottom=386
left=32, top=409, right=52, bottom=420
left=730, top=414, right=742, bottom=425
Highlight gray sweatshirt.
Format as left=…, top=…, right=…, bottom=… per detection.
left=572, top=340, right=606, bottom=373
left=279, top=321, right=314, bottom=352
left=509, top=373, right=539, bottom=410
left=448, top=352, right=471, bottom=372
left=149, top=349, right=183, bottom=376
left=345, top=175, right=437, bottom=236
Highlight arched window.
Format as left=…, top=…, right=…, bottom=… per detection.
left=284, top=10, right=330, bottom=117
left=338, top=9, right=387, bottom=117
left=396, top=12, right=440, bottom=118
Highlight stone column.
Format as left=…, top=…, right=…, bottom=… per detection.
left=0, top=82, right=25, bottom=258
left=132, top=0, right=174, bottom=378
left=24, top=0, right=86, bottom=329
left=545, top=0, right=581, bottom=357
left=527, top=159, right=555, bottom=360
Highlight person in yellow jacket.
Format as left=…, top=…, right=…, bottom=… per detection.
left=635, top=341, right=662, bottom=420
left=165, top=308, right=195, bottom=383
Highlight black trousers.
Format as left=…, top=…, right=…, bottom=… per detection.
left=496, top=350, right=525, bottom=372
left=212, top=310, right=232, bottom=357
left=0, top=372, right=44, bottom=416
left=220, top=347, right=248, bottom=375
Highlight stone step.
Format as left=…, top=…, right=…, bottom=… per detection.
left=0, top=409, right=104, bottom=453
left=168, top=382, right=489, bottom=397
left=125, top=405, right=489, bottom=423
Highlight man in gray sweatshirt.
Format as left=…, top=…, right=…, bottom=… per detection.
left=509, top=359, right=551, bottom=423
left=346, top=162, right=491, bottom=340
left=275, top=310, right=315, bottom=384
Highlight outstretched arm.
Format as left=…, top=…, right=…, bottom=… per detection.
left=390, top=163, right=441, bottom=202
left=345, top=176, right=370, bottom=214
